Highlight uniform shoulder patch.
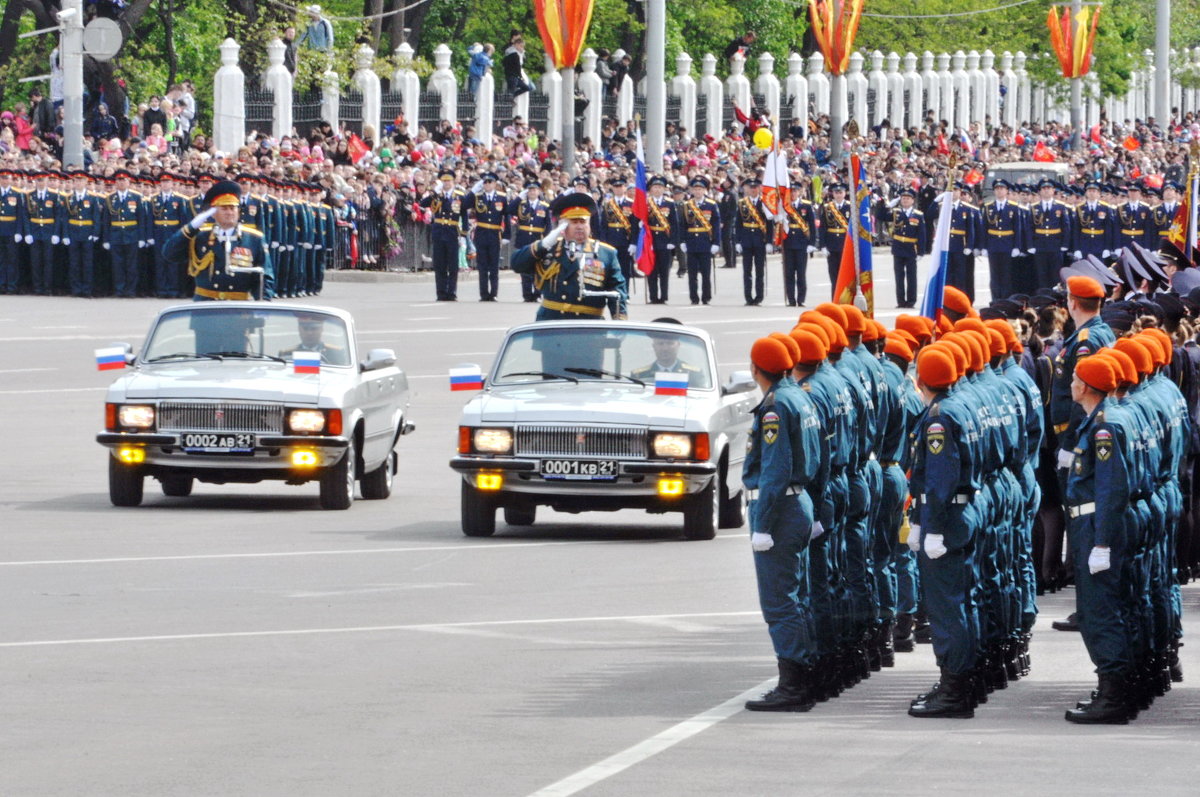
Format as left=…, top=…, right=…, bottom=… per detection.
left=762, top=410, right=781, bottom=444
left=595, top=241, right=617, bottom=252
left=239, top=226, right=265, bottom=238
left=1095, top=426, right=1114, bottom=461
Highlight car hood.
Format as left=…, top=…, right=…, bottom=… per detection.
left=477, top=383, right=690, bottom=428
left=116, top=361, right=336, bottom=403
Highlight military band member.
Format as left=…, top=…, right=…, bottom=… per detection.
left=510, top=192, right=627, bottom=322
left=162, top=179, right=273, bottom=301
left=419, top=169, right=469, bottom=301
left=62, top=170, right=101, bottom=298
left=469, top=171, right=509, bottom=302
left=736, top=178, right=773, bottom=306
left=680, top=176, right=722, bottom=306
left=780, top=182, right=816, bottom=308
left=889, top=188, right=926, bottom=309
left=509, top=181, right=551, bottom=302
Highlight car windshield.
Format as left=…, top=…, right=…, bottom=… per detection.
left=492, top=327, right=713, bottom=390
left=142, top=307, right=352, bottom=366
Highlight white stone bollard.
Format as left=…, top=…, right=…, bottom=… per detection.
left=263, top=38, right=293, bottom=140
left=700, top=53, right=725, bottom=138
left=671, top=52, right=697, bottom=138
left=213, top=39, right=245, bottom=155
left=392, top=42, right=421, bottom=133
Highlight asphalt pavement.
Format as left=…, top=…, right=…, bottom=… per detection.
left=2, top=253, right=1198, bottom=796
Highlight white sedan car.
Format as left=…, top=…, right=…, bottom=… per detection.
left=449, top=320, right=759, bottom=539
left=96, top=302, right=413, bottom=509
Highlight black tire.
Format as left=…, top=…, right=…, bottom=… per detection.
left=682, top=477, right=719, bottom=540
left=108, top=457, right=144, bottom=507
left=461, top=480, right=497, bottom=537
left=360, top=449, right=395, bottom=500
left=160, top=475, right=194, bottom=497
left=504, top=505, right=536, bottom=526
left=718, top=465, right=747, bottom=529
left=319, top=447, right=356, bottom=510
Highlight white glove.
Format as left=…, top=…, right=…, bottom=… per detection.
left=736, top=243, right=744, bottom=253
left=24, top=235, right=33, bottom=244
left=88, top=235, right=98, bottom=242
left=810, top=520, right=826, bottom=540
left=751, top=532, right=775, bottom=552
left=288, top=245, right=295, bottom=251
left=1073, top=250, right=1083, bottom=260
left=12, top=234, right=19, bottom=243
left=907, top=522, right=922, bottom=553
left=627, top=244, right=636, bottom=255
left=501, top=238, right=510, bottom=245
left=63, top=237, right=71, bottom=246
left=136, top=240, right=145, bottom=248
left=924, top=533, right=947, bottom=559
left=189, top=207, right=217, bottom=230
left=1011, top=247, right=1021, bottom=257
left=1088, top=546, right=1111, bottom=574
left=1056, top=448, right=1074, bottom=470
left=102, top=242, right=111, bottom=250
left=51, top=235, right=60, bottom=245
left=315, top=244, right=323, bottom=250
left=807, top=245, right=816, bottom=254
left=976, top=249, right=986, bottom=257
left=271, top=241, right=280, bottom=248
left=539, top=220, right=568, bottom=250
left=667, top=243, right=675, bottom=250
left=1060, top=246, right=1068, bottom=252
left=767, top=244, right=776, bottom=254
left=148, top=238, right=155, bottom=246
left=1027, top=247, right=1036, bottom=253
left=1101, top=249, right=1110, bottom=258
left=302, top=242, right=312, bottom=249
left=710, top=244, right=720, bottom=255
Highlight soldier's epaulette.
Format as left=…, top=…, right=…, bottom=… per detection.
left=929, top=401, right=940, bottom=415
left=1078, top=328, right=1090, bottom=343
left=961, top=202, right=978, bottom=211
left=198, top=223, right=215, bottom=232
left=239, top=226, right=264, bottom=238
left=911, top=209, right=924, bottom=216
left=1101, top=201, right=1116, bottom=209
left=595, top=241, right=616, bottom=252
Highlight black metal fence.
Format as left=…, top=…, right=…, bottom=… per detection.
left=245, top=88, right=273, bottom=136
left=293, top=92, right=323, bottom=137
left=341, top=91, right=364, bottom=136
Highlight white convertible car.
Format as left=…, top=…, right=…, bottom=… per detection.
left=449, top=320, right=759, bottom=539
left=96, top=302, right=413, bottom=509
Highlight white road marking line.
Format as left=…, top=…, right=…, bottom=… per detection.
left=0, top=367, right=57, bottom=374
left=0, top=534, right=744, bottom=567
left=0, top=610, right=760, bottom=648
left=0, top=333, right=141, bottom=342
left=407, top=316, right=450, bottom=321
left=32, top=325, right=86, bottom=330
left=0, top=386, right=105, bottom=395
left=526, top=678, right=774, bottom=797
left=446, top=352, right=494, bottom=356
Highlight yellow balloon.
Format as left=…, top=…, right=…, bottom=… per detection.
left=753, top=128, right=773, bottom=149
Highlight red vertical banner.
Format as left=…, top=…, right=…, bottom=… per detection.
left=533, top=0, right=597, bottom=69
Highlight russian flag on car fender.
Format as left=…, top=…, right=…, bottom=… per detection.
left=293, top=351, right=321, bottom=374
left=449, top=365, right=484, bottom=391
left=655, top=372, right=688, bottom=396
left=95, top=346, right=126, bottom=371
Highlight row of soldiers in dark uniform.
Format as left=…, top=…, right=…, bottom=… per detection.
left=0, top=168, right=337, bottom=300
left=883, top=177, right=1182, bottom=308
left=739, top=276, right=1190, bottom=723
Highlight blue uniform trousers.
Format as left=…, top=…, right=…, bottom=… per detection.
left=110, top=243, right=138, bottom=297
left=686, top=250, right=712, bottom=304
left=782, top=248, right=808, bottom=306
left=475, top=233, right=500, bottom=299
left=920, top=546, right=979, bottom=675
left=893, top=254, right=918, bottom=306
left=67, top=240, right=95, bottom=297
left=1069, top=513, right=1133, bottom=674
left=751, top=493, right=818, bottom=666
left=742, top=244, right=766, bottom=303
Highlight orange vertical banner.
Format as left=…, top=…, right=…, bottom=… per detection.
left=533, top=0, right=597, bottom=69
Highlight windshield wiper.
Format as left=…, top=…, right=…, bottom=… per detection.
left=203, top=351, right=288, bottom=363
left=564, top=367, right=645, bottom=387
left=146, top=352, right=222, bottom=362
left=498, top=370, right=579, bottom=383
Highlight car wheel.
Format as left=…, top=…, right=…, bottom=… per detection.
left=503, top=505, right=536, bottom=526
left=718, top=467, right=747, bottom=529
left=682, top=477, right=718, bottom=540
left=160, top=475, right=194, bottom=497
left=108, top=457, right=144, bottom=507
left=319, top=447, right=356, bottom=510
left=360, top=449, right=395, bottom=500
left=461, top=480, right=497, bottom=537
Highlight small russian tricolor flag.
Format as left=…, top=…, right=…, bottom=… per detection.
left=449, top=365, right=484, bottom=391
left=293, top=351, right=321, bottom=374
left=655, top=372, right=688, bottom=396
left=95, top=346, right=126, bottom=371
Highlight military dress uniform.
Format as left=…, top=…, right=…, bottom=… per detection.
left=1153, top=188, right=1180, bottom=244
left=23, top=178, right=64, bottom=295
left=645, top=180, right=678, bottom=303
left=151, top=182, right=192, bottom=297
left=1029, top=188, right=1073, bottom=291
left=62, top=177, right=101, bottom=297
left=419, top=172, right=469, bottom=301
left=680, top=181, right=722, bottom=305
left=509, top=188, right=551, bottom=302
left=470, top=176, right=510, bottom=301
left=600, top=182, right=639, bottom=285
left=0, top=172, right=27, bottom=294
left=930, top=192, right=979, bottom=300
left=982, top=184, right=1028, bottom=298
left=736, top=187, right=773, bottom=305
left=1071, top=192, right=1116, bottom=263
left=1116, top=197, right=1155, bottom=252
left=1050, top=314, right=1115, bottom=450
left=780, top=195, right=816, bottom=307
left=101, top=178, right=149, bottom=298
left=820, top=192, right=852, bottom=289
left=889, top=197, right=926, bottom=308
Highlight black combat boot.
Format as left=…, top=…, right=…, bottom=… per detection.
left=879, top=619, right=896, bottom=667
left=745, top=658, right=816, bottom=712
left=913, top=611, right=933, bottom=643
left=1168, top=642, right=1184, bottom=683
left=1051, top=611, right=1080, bottom=632
left=1065, top=673, right=1130, bottom=724
left=866, top=625, right=883, bottom=672
left=908, top=669, right=975, bottom=718
left=893, top=614, right=916, bottom=653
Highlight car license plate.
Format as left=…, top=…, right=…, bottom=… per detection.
left=181, top=432, right=255, bottom=453
left=540, top=459, right=618, bottom=481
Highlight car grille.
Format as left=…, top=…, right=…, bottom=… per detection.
left=515, top=424, right=647, bottom=459
left=157, top=401, right=285, bottom=433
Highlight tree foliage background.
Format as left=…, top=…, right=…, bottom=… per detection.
left=1, top=0, right=1198, bottom=130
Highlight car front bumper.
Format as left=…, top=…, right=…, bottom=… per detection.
left=97, top=431, right=350, bottom=472
left=449, top=455, right=716, bottom=501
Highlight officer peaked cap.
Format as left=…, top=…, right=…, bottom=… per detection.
left=549, top=192, right=598, bottom=220
left=203, top=179, right=242, bottom=208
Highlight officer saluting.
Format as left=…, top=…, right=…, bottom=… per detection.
left=162, top=179, right=273, bottom=300
left=888, top=187, right=926, bottom=308
left=511, top=192, right=627, bottom=321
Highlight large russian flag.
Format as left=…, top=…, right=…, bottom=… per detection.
left=919, top=191, right=956, bottom=322
left=632, top=128, right=655, bottom=276
left=655, top=371, right=688, bottom=396
left=95, top=347, right=126, bottom=371
left=293, top=351, right=321, bottom=374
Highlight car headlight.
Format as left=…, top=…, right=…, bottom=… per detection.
left=473, top=428, right=513, bottom=454
left=653, top=433, right=692, bottom=459
left=118, top=404, right=155, bottom=429
left=288, top=409, right=326, bottom=434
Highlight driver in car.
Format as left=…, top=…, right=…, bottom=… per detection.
left=280, top=313, right=348, bottom=364
left=631, top=326, right=701, bottom=380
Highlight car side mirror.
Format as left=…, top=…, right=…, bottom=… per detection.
left=721, top=370, right=756, bottom=396
left=114, top=342, right=136, bottom=365
left=361, top=348, right=397, bottom=372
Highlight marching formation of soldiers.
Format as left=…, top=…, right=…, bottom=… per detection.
left=0, top=168, right=335, bottom=300
left=742, top=275, right=1190, bottom=724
